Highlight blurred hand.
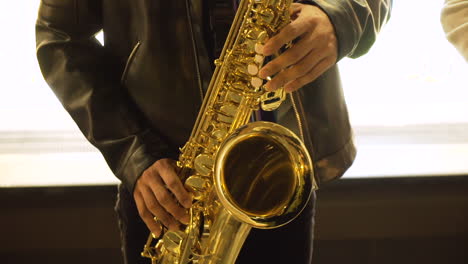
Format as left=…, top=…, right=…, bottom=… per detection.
left=259, top=3, right=338, bottom=92
left=133, top=158, right=192, bottom=237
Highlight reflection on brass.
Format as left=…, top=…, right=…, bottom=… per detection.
left=185, top=175, right=211, bottom=200
left=220, top=104, right=238, bottom=118
left=141, top=0, right=316, bottom=263
left=227, top=91, right=242, bottom=104
left=163, top=231, right=186, bottom=254
left=194, top=154, right=214, bottom=176
left=259, top=8, right=275, bottom=24
left=212, top=129, right=227, bottom=140
left=245, top=39, right=257, bottom=53
left=260, top=88, right=286, bottom=111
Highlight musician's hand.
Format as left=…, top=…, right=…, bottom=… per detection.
left=133, top=158, right=192, bottom=237
left=258, top=3, right=338, bottom=92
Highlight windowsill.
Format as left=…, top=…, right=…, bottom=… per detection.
left=345, top=123, right=468, bottom=178
left=0, top=130, right=118, bottom=187
left=1, top=123, right=468, bottom=187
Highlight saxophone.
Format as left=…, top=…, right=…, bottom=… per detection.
left=142, top=0, right=317, bottom=263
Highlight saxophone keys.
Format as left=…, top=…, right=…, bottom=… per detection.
left=212, top=129, right=228, bottom=142
left=260, top=88, right=286, bottom=111
left=194, top=154, right=214, bottom=176
left=257, top=31, right=269, bottom=44
left=245, top=29, right=268, bottom=44
left=251, top=77, right=264, bottom=90
left=231, top=81, right=245, bottom=92
left=254, top=54, right=265, bottom=64
left=218, top=104, right=238, bottom=123
left=244, top=39, right=256, bottom=53
left=185, top=175, right=211, bottom=200
left=162, top=230, right=186, bottom=255
left=227, top=91, right=243, bottom=104
left=254, top=43, right=264, bottom=54
left=247, top=64, right=259, bottom=75
left=258, top=8, right=275, bottom=24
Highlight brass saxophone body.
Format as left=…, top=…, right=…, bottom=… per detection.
left=142, top=0, right=317, bottom=263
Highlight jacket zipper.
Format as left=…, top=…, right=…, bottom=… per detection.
left=185, top=0, right=205, bottom=102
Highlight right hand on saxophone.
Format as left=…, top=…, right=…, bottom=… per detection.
left=259, top=3, right=338, bottom=93
left=133, top=158, right=193, bottom=237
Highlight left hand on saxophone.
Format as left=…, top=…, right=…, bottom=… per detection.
left=258, top=3, right=338, bottom=93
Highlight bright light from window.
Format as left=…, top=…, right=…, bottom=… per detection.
left=0, top=1, right=79, bottom=132
left=340, top=0, right=468, bottom=126
left=337, top=0, right=468, bottom=178
left=0, top=0, right=467, bottom=187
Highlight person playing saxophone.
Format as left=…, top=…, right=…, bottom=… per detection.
left=36, top=0, right=392, bottom=263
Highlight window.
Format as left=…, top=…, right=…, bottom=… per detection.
left=0, top=1, right=116, bottom=187
left=339, top=0, right=468, bottom=178
left=0, top=0, right=467, bottom=187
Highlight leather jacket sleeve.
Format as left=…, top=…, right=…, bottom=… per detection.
left=35, top=0, right=175, bottom=193
left=441, top=0, right=468, bottom=62
left=300, top=0, right=392, bottom=60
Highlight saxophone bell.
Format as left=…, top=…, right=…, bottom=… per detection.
left=214, top=121, right=315, bottom=229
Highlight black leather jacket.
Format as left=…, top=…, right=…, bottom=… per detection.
left=36, top=0, right=391, bottom=193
